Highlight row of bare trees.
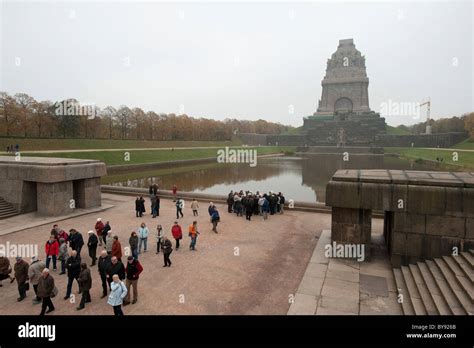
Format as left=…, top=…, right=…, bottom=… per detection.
left=0, top=92, right=293, bottom=141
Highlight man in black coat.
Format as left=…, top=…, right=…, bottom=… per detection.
left=227, top=191, right=234, bottom=213
left=77, top=263, right=92, bottom=310
left=98, top=250, right=111, bottom=298
left=64, top=250, right=81, bottom=300
left=244, top=195, right=254, bottom=221
left=69, top=229, right=84, bottom=255
left=87, top=231, right=98, bottom=266
left=106, top=256, right=125, bottom=288
left=102, top=221, right=111, bottom=246
left=269, top=194, right=277, bottom=215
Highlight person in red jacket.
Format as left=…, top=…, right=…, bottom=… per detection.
left=171, top=221, right=182, bottom=250
left=172, top=184, right=177, bottom=202
left=124, top=256, right=143, bottom=305
left=95, top=218, right=105, bottom=246
left=45, top=235, right=59, bottom=271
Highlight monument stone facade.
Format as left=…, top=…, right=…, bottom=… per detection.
left=303, top=38, right=386, bottom=146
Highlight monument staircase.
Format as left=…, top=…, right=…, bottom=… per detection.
left=0, top=196, right=19, bottom=219
left=393, top=251, right=474, bottom=315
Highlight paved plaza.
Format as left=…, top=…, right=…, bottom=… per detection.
left=0, top=193, right=331, bottom=315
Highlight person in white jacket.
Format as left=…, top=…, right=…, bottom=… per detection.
left=107, top=274, right=127, bottom=316
left=137, top=223, right=149, bottom=254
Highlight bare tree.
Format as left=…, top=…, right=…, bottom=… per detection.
left=101, top=106, right=117, bottom=139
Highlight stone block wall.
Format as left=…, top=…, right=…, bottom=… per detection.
left=375, top=132, right=468, bottom=148
left=326, top=169, right=474, bottom=267
left=302, top=118, right=386, bottom=146
left=37, top=181, right=74, bottom=216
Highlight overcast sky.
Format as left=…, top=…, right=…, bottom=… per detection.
left=1, top=0, right=472, bottom=127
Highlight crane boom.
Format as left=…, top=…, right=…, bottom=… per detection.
left=419, top=99, right=431, bottom=120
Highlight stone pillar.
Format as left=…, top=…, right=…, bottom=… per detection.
left=37, top=181, right=74, bottom=216
left=331, top=207, right=372, bottom=258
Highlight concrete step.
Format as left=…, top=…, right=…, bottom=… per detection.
left=0, top=212, right=19, bottom=219
left=426, top=260, right=466, bottom=315
left=417, top=262, right=452, bottom=315
left=461, top=252, right=474, bottom=268
left=0, top=196, right=18, bottom=219
left=0, top=206, right=16, bottom=211
left=0, top=207, right=17, bottom=213
left=393, top=268, right=415, bottom=315
left=409, top=264, right=438, bottom=315
left=401, top=266, right=427, bottom=315
left=432, top=259, right=472, bottom=315
left=469, top=250, right=474, bottom=257
left=442, top=256, right=474, bottom=305
left=452, top=254, right=474, bottom=282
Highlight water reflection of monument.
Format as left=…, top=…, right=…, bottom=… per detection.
left=301, top=155, right=384, bottom=202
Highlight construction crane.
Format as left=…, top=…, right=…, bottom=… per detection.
left=419, top=98, right=431, bottom=134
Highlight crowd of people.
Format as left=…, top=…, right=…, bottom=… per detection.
left=226, top=190, right=285, bottom=221
left=5, top=143, right=20, bottom=154
left=0, top=184, right=286, bottom=316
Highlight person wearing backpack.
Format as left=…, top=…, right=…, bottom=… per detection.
left=108, top=274, right=127, bottom=316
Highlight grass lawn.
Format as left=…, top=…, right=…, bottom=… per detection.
left=385, top=125, right=412, bottom=135
left=17, top=146, right=296, bottom=166
left=384, top=147, right=474, bottom=170
left=451, top=138, right=474, bottom=150
left=0, top=137, right=241, bottom=151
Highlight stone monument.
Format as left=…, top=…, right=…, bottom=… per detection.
left=303, top=38, right=386, bottom=146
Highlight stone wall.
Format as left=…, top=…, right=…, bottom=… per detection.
left=0, top=156, right=106, bottom=216
left=326, top=169, right=474, bottom=267
left=375, top=132, right=468, bottom=148
left=239, top=131, right=469, bottom=149
left=238, top=133, right=269, bottom=146
left=266, top=134, right=306, bottom=146
left=238, top=133, right=306, bottom=146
